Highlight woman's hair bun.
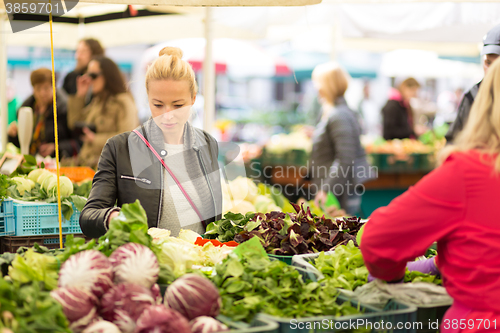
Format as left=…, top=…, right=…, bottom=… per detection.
left=159, top=46, right=183, bottom=58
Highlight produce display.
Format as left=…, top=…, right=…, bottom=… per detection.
left=365, top=138, right=434, bottom=155
left=0, top=190, right=445, bottom=332
left=206, top=202, right=362, bottom=256
left=264, top=130, right=312, bottom=155
left=212, top=238, right=361, bottom=323
left=0, top=278, right=70, bottom=332
left=309, top=241, right=441, bottom=292
left=222, top=177, right=282, bottom=215
left=0, top=200, right=233, bottom=333
left=5, top=168, right=87, bottom=220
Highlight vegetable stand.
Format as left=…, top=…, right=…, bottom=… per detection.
left=1, top=199, right=439, bottom=332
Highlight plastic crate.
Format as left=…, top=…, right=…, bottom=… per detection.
left=258, top=294, right=417, bottom=333
left=46, top=167, right=95, bottom=183
left=288, top=149, right=309, bottom=166
left=268, top=253, right=293, bottom=265
left=0, top=233, right=88, bottom=253
left=0, top=199, right=15, bottom=236
left=293, top=252, right=450, bottom=333
left=219, top=315, right=279, bottom=333
left=13, top=202, right=82, bottom=236
left=402, top=301, right=451, bottom=333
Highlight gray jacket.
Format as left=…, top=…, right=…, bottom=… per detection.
left=445, top=82, right=481, bottom=144
left=80, top=120, right=222, bottom=238
left=309, top=97, right=373, bottom=209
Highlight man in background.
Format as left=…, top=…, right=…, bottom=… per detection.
left=445, top=24, right=500, bottom=143
left=62, top=38, right=104, bottom=98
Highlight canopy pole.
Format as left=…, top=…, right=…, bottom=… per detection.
left=48, top=2, right=64, bottom=249
left=203, top=7, right=215, bottom=135
left=0, top=11, right=7, bottom=152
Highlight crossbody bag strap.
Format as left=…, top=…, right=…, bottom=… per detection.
left=133, top=129, right=205, bottom=227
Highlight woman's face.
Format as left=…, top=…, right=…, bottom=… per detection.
left=148, top=79, right=195, bottom=135
left=75, top=41, right=92, bottom=71
left=400, top=85, right=419, bottom=102
left=87, top=60, right=105, bottom=94
left=33, top=81, right=53, bottom=107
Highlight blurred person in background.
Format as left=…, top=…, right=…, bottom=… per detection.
left=360, top=57, right=500, bottom=333
left=63, top=38, right=104, bottom=99
left=382, top=77, right=420, bottom=140
left=7, top=68, right=78, bottom=158
left=445, top=23, right=500, bottom=143
left=68, top=56, right=139, bottom=168
left=310, top=62, right=372, bottom=215
left=357, top=81, right=382, bottom=138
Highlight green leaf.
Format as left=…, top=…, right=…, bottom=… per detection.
left=61, top=199, right=74, bottom=221
left=68, top=195, right=87, bottom=212
left=223, top=259, right=244, bottom=279
left=24, top=154, right=37, bottom=166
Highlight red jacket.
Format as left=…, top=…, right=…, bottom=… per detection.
left=361, top=151, right=500, bottom=319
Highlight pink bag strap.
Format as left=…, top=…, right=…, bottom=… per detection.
left=133, top=129, right=205, bottom=226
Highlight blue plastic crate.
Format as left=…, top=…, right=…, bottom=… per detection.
left=13, top=201, right=82, bottom=236
left=0, top=199, right=15, bottom=236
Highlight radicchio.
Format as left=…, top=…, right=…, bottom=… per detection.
left=58, top=250, right=114, bottom=298
left=82, top=320, right=121, bottom=333
left=109, top=243, right=159, bottom=289
left=151, top=283, right=163, bottom=304
left=190, top=316, right=229, bottom=333
left=99, top=283, right=154, bottom=333
left=164, top=274, right=221, bottom=321
left=50, top=287, right=98, bottom=331
left=135, top=305, right=191, bottom=333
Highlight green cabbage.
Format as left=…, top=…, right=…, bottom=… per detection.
left=28, top=168, right=47, bottom=183
left=47, top=176, right=74, bottom=198
left=11, top=176, right=34, bottom=195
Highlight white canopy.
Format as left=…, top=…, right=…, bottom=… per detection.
left=213, top=2, right=500, bottom=56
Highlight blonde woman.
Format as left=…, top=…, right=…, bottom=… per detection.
left=310, top=62, right=372, bottom=215
left=360, top=60, right=500, bottom=332
left=80, top=47, right=222, bottom=238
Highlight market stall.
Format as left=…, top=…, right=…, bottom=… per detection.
left=0, top=175, right=451, bottom=332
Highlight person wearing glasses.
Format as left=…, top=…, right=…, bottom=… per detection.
left=79, top=47, right=222, bottom=239
left=63, top=38, right=104, bottom=99
left=68, top=56, right=139, bottom=168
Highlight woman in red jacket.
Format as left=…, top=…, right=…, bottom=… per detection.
left=360, top=60, right=500, bottom=332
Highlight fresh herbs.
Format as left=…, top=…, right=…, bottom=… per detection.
left=212, top=239, right=361, bottom=323
left=311, top=241, right=442, bottom=290
left=96, top=200, right=157, bottom=257
left=0, top=174, right=12, bottom=202
left=205, top=212, right=255, bottom=243
left=312, top=241, right=369, bottom=291
left=0, top=278, right=71, bottom=333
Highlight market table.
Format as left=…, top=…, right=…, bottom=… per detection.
left=361, top=171, right=430, bottom=217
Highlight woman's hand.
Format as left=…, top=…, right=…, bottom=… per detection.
left=314, top=190, right=328, bottom=207
left=325, top=206, right=346, bottom=218
left=76, top=75, right=92, bottom=98
left=107, top=211, right=120, bottom=227
left=81, top=126, right=95, bottom=144
left=7, top=122, right=17, bottom=137
left=39, top=143, right=55, bottom=157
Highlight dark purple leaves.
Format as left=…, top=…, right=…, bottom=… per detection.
left=235, top=203, right=363, bottom=255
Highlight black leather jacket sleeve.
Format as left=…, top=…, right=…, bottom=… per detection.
left=80, top=139, right=119, bottom=238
